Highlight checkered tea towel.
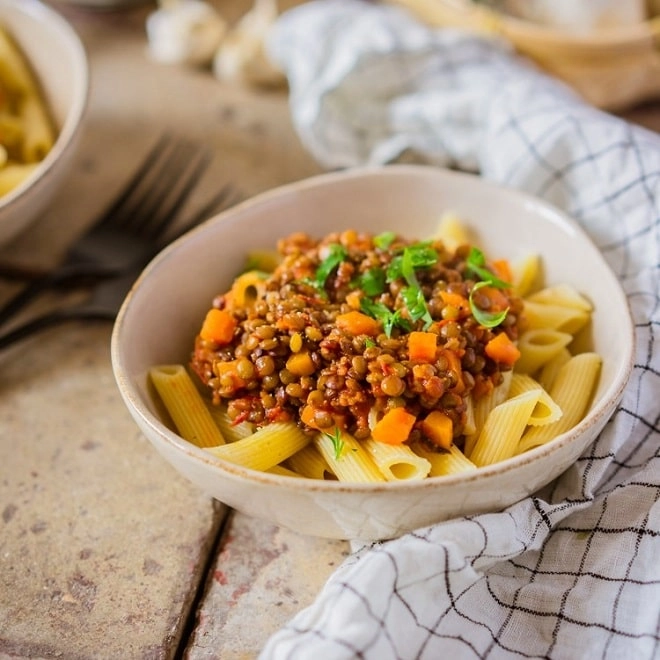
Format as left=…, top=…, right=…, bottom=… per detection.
left=260, top=1, right=660, bottom=658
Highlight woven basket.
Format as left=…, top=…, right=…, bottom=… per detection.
left=389, top=0, right=660, bottom=110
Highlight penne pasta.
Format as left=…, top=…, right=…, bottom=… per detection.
left=510, top=253, right=542, bottom=297
left=362, top=438, right=431, bottom=481
left=414, top=443, right=477, bottom=476
left=463, top=371, right=512, bottom=458
left=286, top=444, right=336, bottom=480
left=508, top=373, right=562, bottom=426
left=206, top=403, right=254, bottom=442
left=515, top=328, right=574, bottom=375
left=150, top=364, right=226, bottom=448
left=267, top=464, right=303, bottom=478
left=314, top=431, right=385, bottom=483
left=517, top=353, right=602, bottom=454
left=435, top=211, right=472, bottom=251
left=469, top=389, right=542, bottom=467
left=525, top=284, right=592, bottom=311
left=537, top=347, right=572, bottom=392
left=523, top=300, right=590, bottom=335
left=207, top=422, right=310, bottom=470
left=0, top=26, right=55, bottom=169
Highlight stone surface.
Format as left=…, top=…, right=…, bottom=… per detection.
left=186, top=512, right=349, bottom=659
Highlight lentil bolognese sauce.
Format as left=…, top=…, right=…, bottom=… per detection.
left=190, top=229, right=526, bottom=452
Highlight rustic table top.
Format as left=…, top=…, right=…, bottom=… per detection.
left=1, top=1, right=659, bottom=657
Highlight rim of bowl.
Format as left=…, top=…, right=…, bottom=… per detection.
left=112, top=165, right=635, bottom=494
left=0, top=0, right=90, bottom=211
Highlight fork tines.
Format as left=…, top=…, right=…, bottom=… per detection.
left=99, top=134, right=212, bottom=241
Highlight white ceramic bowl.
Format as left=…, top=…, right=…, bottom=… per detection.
left=0, top=0, right=89, bottom=246
left=111, top=166, right=634, bottom=540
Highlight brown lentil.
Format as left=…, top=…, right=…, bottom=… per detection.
left=190, top=230, right=525, bottom=447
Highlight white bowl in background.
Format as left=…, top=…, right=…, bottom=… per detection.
left=111, top=166, right=634, bottom=540
left=0, top=0, right=89, bottom=246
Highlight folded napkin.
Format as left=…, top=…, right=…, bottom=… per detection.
left=261, top=2, right=660, bottom=657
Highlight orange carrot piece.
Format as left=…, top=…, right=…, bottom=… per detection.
left=480, top=285, right=510, bottom=312
left=439, top=348, right=465, bottom=393
left=491, top=259, right=513, bottom=284
left=200, top=308, right=237, bottom=344
left=408, top=331, right=437, bottom=362
left=485, top=332, right=521, bottom=366
left=214, top=360, right=247, bottom=389
left=336, top=311, right=380, bottom=336
left=372, top=407, right=417, bottom=445
left=421, top=410, right=453, bottom=450
left=439, top=290, right=470, bottom=316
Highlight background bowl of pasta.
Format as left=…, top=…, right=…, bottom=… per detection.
left=0, top=0, right=89, bottom=246
left=111, top=165, right=634, bottom=541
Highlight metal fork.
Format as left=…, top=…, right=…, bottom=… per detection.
left=0, top=268, right=141, bottom=350
left=0, top=134, right=236, bottom=326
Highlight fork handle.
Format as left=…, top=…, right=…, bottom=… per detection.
left=0, top=305, right=116, bottom=350
left=0, top=262, right=118, bottom=326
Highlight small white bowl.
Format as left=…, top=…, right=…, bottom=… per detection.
left=111, top=166, right=634, bottom=540
left=0, top=0, right=89, bottom=246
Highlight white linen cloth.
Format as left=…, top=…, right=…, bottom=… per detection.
left=261, top=2, right=660, bottom=658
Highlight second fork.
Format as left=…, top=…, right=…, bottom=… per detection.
left=0, top=135, right=235, bottom=326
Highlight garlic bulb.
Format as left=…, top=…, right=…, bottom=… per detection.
left=146, top=0, right=227, bottom=67
left=212, top=0, right=285, bottom=87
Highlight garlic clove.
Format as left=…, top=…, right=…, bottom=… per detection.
left=146, top=0, right=227, bottom=67
left=212, top=0, right=286, bottom=87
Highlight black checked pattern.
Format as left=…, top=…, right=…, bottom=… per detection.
left=262, top=2, right=660, bottom=658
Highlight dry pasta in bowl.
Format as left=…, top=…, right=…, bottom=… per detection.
left=149, top=216, right=602, bottom=484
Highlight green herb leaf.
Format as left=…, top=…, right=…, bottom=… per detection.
left=466, top=247, right=510, bottom=289
left=401, top=286, right=433, bottom=328
left=360, top=298, right=411, bottom=338
left=364, top=337, right=376, bottom=348
left=374, top=231, right=396, bottom=250
left=469, top=281, right=509, bottom=328
left=323, top=427, right=345, bottom=460
left=356, top=267, right=386, bottom=296
left=315, top=244, right=348, bottom=286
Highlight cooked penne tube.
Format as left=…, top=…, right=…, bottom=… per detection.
left=517, top=353, right=602, bottom=454
left=229, top=270, right=267, bottom=307
left=0, top=27, right=55, bottom=163
left=286, top=444, right=335, bottom=480
left=537, top=347, right=572, bottom=392
left=510, top=253, right=541, bottom=297
left=470, top=389, right=542, bottom=467
left=267, top=464, right=303, bottom=478
left=435, top=211, right=472, bottom=251
left=150, top=364, right=226, bottom=448
left=0, top=162, right=39, bottom=196
left=206, top=403, right=254, bottom=442
left=515, top=328, right=574, bottom=375
left=463, top=371, right=511, bottom=458
left=414, top=443, right=477, bottom=476
left=523, top=300, right=590, bottom=335
left=508, top=373, right=562, bottom=426
left=362, top=438, right=431, bottom=481
left=525, top=284, right=592, bottom=311
left=207, top=422, right=310, bottom=470
left=314, top=431, right=385, bottom=483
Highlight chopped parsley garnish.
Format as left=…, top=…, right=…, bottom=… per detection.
left=401, top=286, right=433, bottom=327
left=469, top=281, right=509, bottom=328
left=315, top=243, right=348, bottom=287
left=374, top=231, right=396, bottom=250
left=324, top=427, right=345, bottom=460
left=466, top=247, right=510, bottom=289
left=465, top=247, right=511, bottom=328
left=355, top=267, right=386, bottom=296
left=360, top=298, right=411, bottom=337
